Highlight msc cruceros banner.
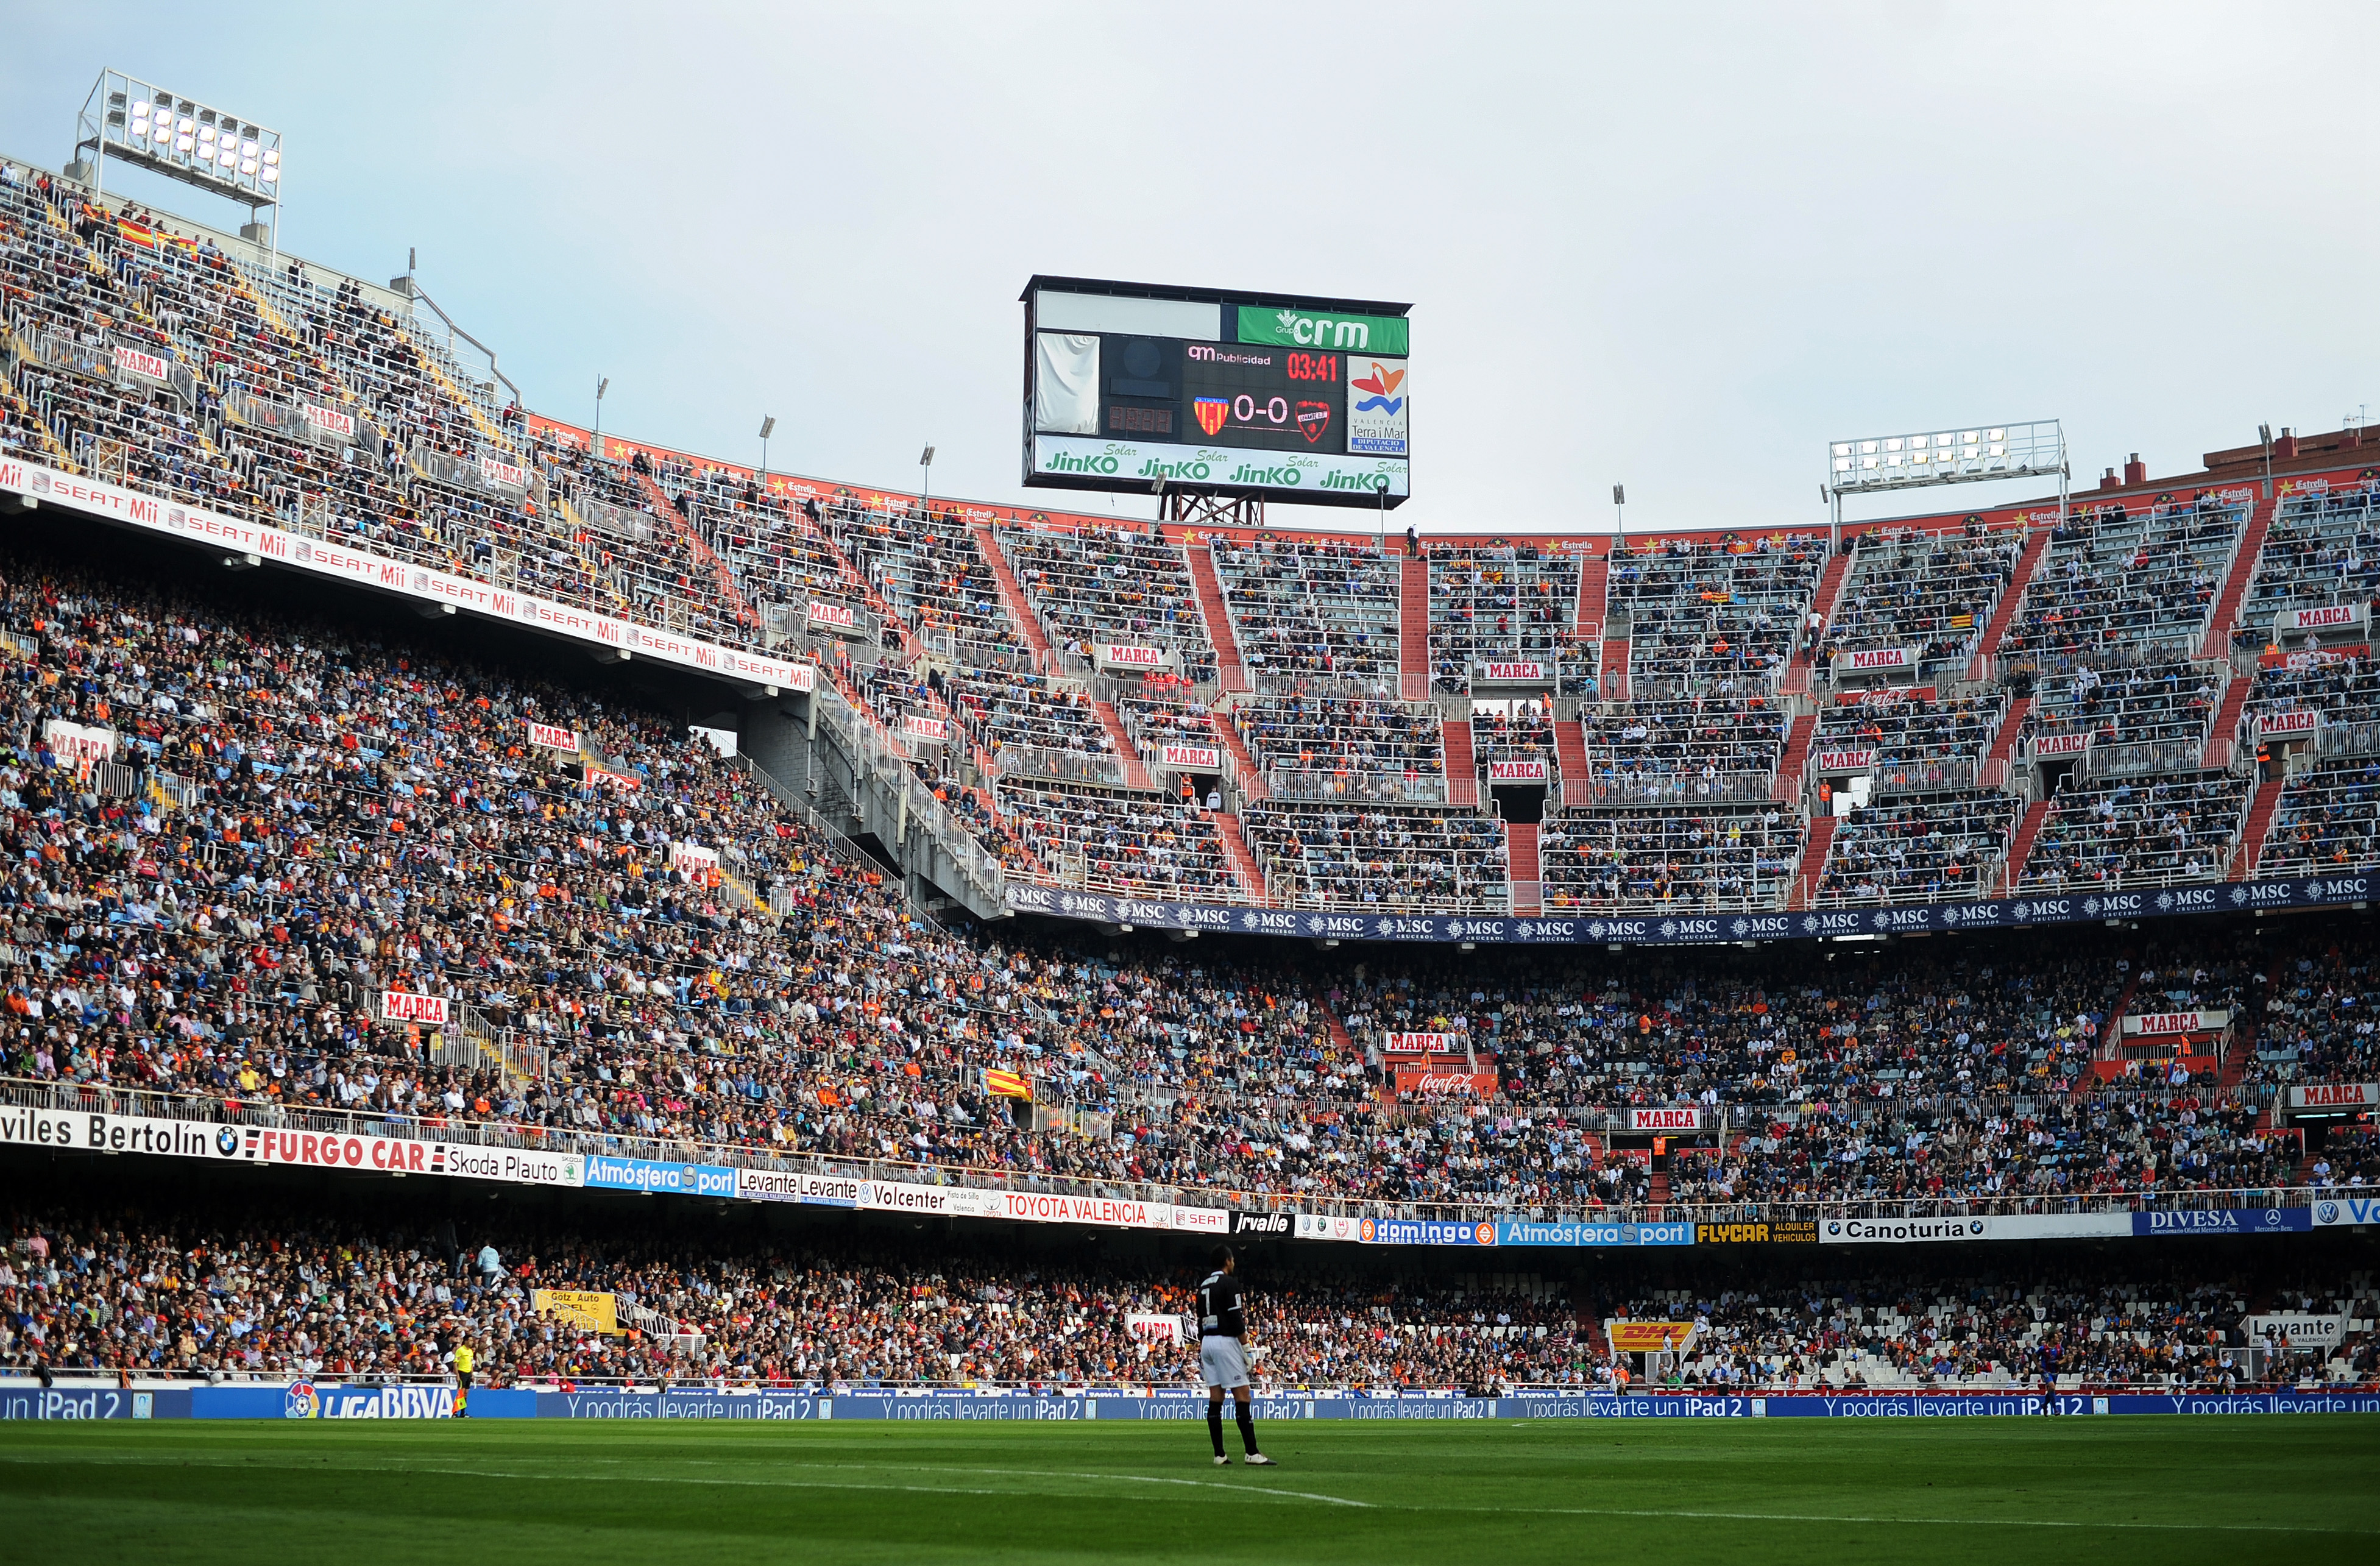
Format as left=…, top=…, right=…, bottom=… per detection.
left=0, top=458, right=812, bottom=698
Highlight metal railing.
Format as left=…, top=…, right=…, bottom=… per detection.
left=1560, top=772, right=1775, bottom=809
left=990, top=743, right=1132, bottom=790
left=1265, top=767, right=1449, bottom=804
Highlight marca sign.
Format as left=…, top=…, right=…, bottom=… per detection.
left=1626, top=1107, right=1703, bottom=1133
left=113, top=344, right=172, bottom=383
left=525, top=722, right=580, bottom=753
left=2258, top=709, right=2321, bottom=739
left=1099, top=643, right=1166, bottom=669
left=1813, top=748, right=1877, bottom=774
left=902, top=714, right=949, bottom=745
left=380, top=990, right=450, bottom=1026
left=1237, top=305, right=1409, bottom=356
left=807, top=600, right=860, bottom=632
left=1381, top=1032, right=1453, bottom=1055
left=2121, top=1009, right=2227, bottom=1038
left=2028, top=731, right=2093, bottom=759
left=1487, top=759, right=1549, bottom=782
left=1479, top=661, right=1547, bottom=683
left=41, top=720, right=115, bottom=763
left=2289, top=1083, right=2378, bottom=1111
left=1835, top=646, right=1917, bottom=674
left=303, top=404, right=357, bottom=442
left=1160, top=742, right=1221, bottom=770
left=2277, top=603, right=2366, bottom=637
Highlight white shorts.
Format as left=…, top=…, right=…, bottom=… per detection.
left=1200, top=1335, right=1250, bottom=1390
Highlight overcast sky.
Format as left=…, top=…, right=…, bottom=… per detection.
left=5, top=4, right=2373, bottom=536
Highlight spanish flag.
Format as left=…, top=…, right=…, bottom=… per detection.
left=983, top=1067, right=1032, bottom=1100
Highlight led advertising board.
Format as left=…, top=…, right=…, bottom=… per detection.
left=1023, top=276, right=1410, bottom=509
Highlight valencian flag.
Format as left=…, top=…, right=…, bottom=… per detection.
left=115, top=217, right=196, bottom=254
left=983, top=1067, right=1032, bottom=1100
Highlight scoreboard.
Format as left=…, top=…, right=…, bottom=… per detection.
left=1023, top=277, right=1411, bottom=509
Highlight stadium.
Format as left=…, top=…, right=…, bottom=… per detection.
left=1, top=10, right=2375, bottom=1562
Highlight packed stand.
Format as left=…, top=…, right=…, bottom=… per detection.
left=1999, top=494, right=2248, bottom=661
left=832, top=500, right=1035, bottom=670
left=1811, top=690, right=2004, bottom=791
left=2016, top=773, right=2250, bottom=890
left=2256, top=759, right=2380, bottom=877
left=1539, top=806, right=1799, bottom=909
left=2237, top=478, right=2380, bottom=647
left=2245, top=925, right=2380, bottom=1086
left=1574, top=696, right=1784, bottom=801
left=1211, top=536, right=1401, bottom=688
left=1239, top=804, right=1503, bottom=912
left=992, top=778, right=1237, bottom=899
left=1813, top=791, right=2021, bottom=904
left=1609, top=534, right=1824, bottom=695
left=1426, top=545, right=1579, bottom=693
left=996, top=524, right=1215, bottom=684
left=2021, top=654, right=2221, bottom=764
left=1230, top=695, right=1445, bottom=802
left=1819, top=526, right=2019, bottom=675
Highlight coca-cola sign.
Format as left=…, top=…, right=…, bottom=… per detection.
left=1395, top=1067, right=1499, bottom=1096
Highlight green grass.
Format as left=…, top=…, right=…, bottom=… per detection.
left=1, top=1417, right=2375, bottom=1563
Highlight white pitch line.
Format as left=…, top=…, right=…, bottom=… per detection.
left=1492, top=1503, right=2376, bottom=1537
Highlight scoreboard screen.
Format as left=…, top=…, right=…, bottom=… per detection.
left=1023, top=277, right=1410, bottom=509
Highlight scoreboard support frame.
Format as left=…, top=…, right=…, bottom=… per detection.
left=1162, top=488, right=1264, bottom=531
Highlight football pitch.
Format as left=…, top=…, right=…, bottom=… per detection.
left=2, top=1417, right=2375, bottom=1563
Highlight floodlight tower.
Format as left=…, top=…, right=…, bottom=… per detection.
left=1821, top=420, right=2068, bottom=554
left=67, top=69, right=283, bottom=257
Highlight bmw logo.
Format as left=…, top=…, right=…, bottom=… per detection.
left=1969, top=1220, right=1985, bottom=1234
left=2318, top=1202, right=2339, bottom=1224
left=1826, top=1221, right=1842, bottom=1237
left=216, top=1127, right=241, bottom=1156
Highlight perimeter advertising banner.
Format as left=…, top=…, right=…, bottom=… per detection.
left=1001, top=871, right=2375, bottom=946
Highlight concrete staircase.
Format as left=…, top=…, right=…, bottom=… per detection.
left=1090, top=699, right=1154, bottom=790
left=1183, top=542, right=1248, bottom=692
left=2204, top=671, right=2254, bottom=771
left=628, top=467, right=760, bottom=632
left=1506, top=819, right=1541, bottom=915
left=2229, top=777, right=2285, bottom=880
left=1398, top=556, right=1431, bottom=701
left=1442, top=716, right=1478, bottom=807
left=1554, top=718, right=1590, bottom=792
left=1982, top=695, right=2033, bottom=787
left=1787, top=813, right=1839, bottom=909
left=1574, top=551, right=1609, bottom=640
left=1209, top=809, right=1268, bottom=902
left=1773, top=712, right=1816, bottom=804
left=1969, top=526, right=2051, bottom=678
left=1783, top=548, right=1856, bottom=693
left=1997, top=797, right=2053, bottom=894
left=971, top=524, right=1054, bottom=670
left=1599, top=635, right=1629, bottom=701
left=2201, top=491, right=2278, bottom=656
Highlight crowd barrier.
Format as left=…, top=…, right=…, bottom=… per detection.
left=5, top=1380, right=2375, bottom=1422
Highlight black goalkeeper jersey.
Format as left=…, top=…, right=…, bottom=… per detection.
left=1197, top=1270, right=1245, bottom=1339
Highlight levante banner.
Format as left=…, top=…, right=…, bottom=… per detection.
left=1002, top=873, right=2375, bottom=946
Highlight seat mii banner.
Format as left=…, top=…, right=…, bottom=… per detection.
left=999, top=873, right=2373, bottom=945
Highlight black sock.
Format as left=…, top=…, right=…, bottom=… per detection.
left=1207, top=1403, right=1225, bottom=1457
left=1236, top=1404, right=1259, bottom=1455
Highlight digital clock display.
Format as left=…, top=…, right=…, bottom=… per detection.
left=1174, top=342, right=1346, bottom=454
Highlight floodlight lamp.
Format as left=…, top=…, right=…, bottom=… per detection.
left=260, top=166, right=278, bottom=183
left=759, top=416, right=776, bottom=439
left=2258, top=423, right=2273, bottom=445
left=1834, top=458, right=1851, bottom=472
left=263, top=149, right=279, bottom=166
left=919, top=445, right=935, bottom=466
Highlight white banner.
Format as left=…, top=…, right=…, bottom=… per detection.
left=478, top=455, right=529, bottom=492
left=2247, top=1313, right=2346, bottom=1348
left=0, top=459, right=812, bottom=696
left=2288, top=1083, right=2379, bottom=1111
left=113, top=344, right=171, bottom=384
left=1486, top=758, right=1548, bottom=782
left=303, top=403, right=358, bottom=442
left=1833, top=646, right=1918, bottom=675
left=1160, top=742, right=1221, bottom=770
left=1125, top=1312, right=1185, bottom=1345
left=1032, top=433, right=1409, bottom=499
left=1478, top=659, right=1546, bottom=683
left=1294, top=1212, right=1364, bottom=1242
left=1812, top=748, right=1877, bottom=774
left=526, top=722, right=580, bottom=753
left=2258, top=709, right=2321, bottom=739
left=1381, top=1032, right=1453, bottom=1055
left=807, top=600, right=860, bottom=632
left=1820, top=1216, right=1997, bottom=1244
left=902, top=714, right=949, bottom=745
left=1097, top=642, right=1169, bottom=671
left=2028, top=731, right=2093, bottom=759
left=0, top=1106, right=581, bottom=1186
left=2276, top=603, right=2367, bottom=638
left=380, top=990, right=450, bottom=1026
left=2121, top=1009, right=2228, bottom=1037
left=668, top=842, right=720, bottom=876
left=41, top=719, right=116, bottom=763
left=1627, top=1106, right=1702, bottom=1133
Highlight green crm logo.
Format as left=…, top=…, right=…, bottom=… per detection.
left=1238, top=305, right=1408, bottom=355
